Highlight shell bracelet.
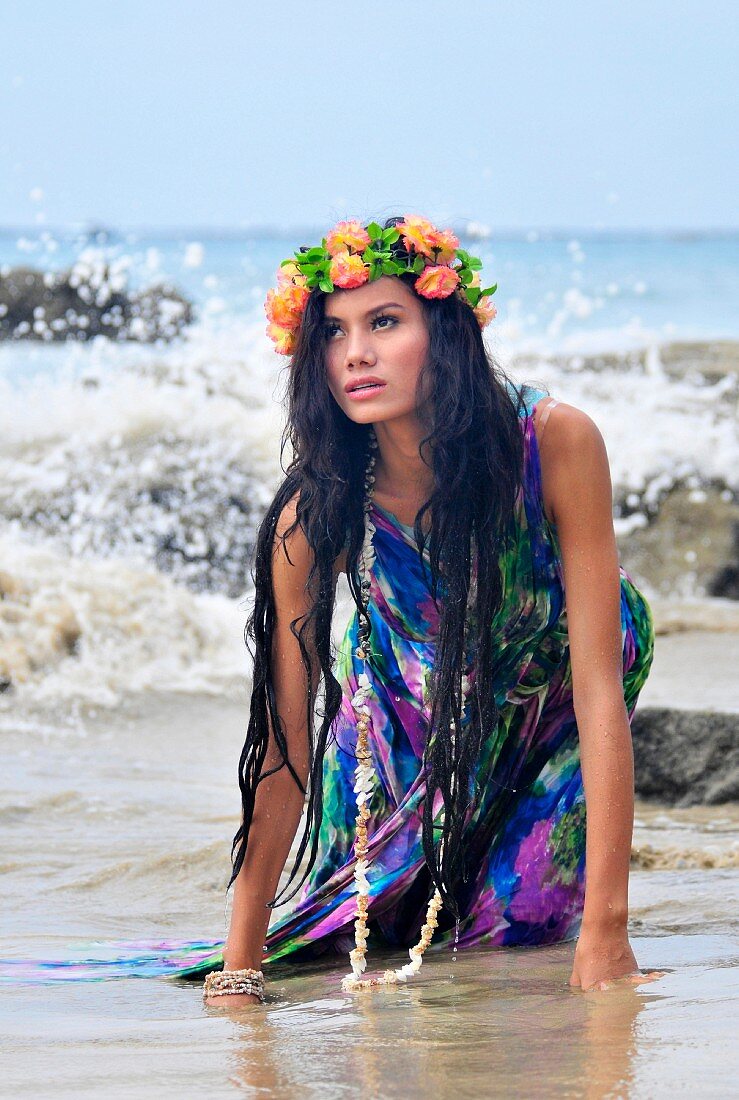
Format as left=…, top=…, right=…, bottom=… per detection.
left=203, top=967, right=266, bottom=1002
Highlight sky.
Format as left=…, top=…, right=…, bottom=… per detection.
left=1, top=0, right=737, bottom=233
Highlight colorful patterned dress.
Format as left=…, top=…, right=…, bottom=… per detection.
left=256, top=383, right=656, bottom=968
left=0, top=384, right=656, bottom=984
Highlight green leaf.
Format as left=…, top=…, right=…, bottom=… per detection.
left=318, top=277, right=334, bottom=293
left=363, top=246, right=377, bottom=263
left=381, top=260, right=402, bottom=275
left=382, top=228, right=401, bottom=244
left=458, top=268, right=474, bottom=285
left=294, top=250, right=322, bottom=266
left=366, top=221, right=383, bottom=241
left=480, top=283, right=498, bottom=296
left=466, top=287, right=482, bottom=307
left=413, top=255, right=425, bottom=273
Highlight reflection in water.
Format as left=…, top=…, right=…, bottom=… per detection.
left=224, top=944, right=654, bottom=1097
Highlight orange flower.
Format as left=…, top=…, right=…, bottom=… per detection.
left=266, top=321, right=298, bottom=355
left=430, top=227, right=460, bottom=264
left=474, top=295, right=498, bottom=328
left=325, top=220, right=371, bottom=257
left=265, top=284, right=309, bottom=327
left=330, top=250, right=370, bottom=289
left=397, top=214, right=440, bottom=259
left=415, top=264, right=460, bottom=299
left=276, top=260, right=307, bottom=289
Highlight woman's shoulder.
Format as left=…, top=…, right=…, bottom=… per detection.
left=273, top=487, right=352, bottom=582
left=531, top=397, right=606, bottom=459
left=272, top=491, right=316, bottom=581
left=529, top=397, right=611, bottom=530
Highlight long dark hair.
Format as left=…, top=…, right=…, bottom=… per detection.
left=228, top=216, right=528, bottom=923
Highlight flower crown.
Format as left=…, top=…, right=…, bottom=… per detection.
left=264, top=215, right=498, bottom=356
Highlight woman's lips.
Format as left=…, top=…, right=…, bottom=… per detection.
left=346, top=383, right=387, bottom=401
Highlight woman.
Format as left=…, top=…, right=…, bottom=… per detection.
left=202, top=215, right=656, bottom=1006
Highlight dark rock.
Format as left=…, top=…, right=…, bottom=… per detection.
left=0, top=263, right=194, bottom=343
left=708, top=522, right=739, bottom=599
left=616, top=482, right=739, bottom=600
left=632, top=705, right=739, bottom=805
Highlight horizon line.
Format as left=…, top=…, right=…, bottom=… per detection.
left=1, top=223, right=737, bottom=241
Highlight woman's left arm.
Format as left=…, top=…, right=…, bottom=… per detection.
left=538, top=402, right=641, bottom=990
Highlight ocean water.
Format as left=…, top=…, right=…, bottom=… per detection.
left=1, top=227, right=736, bottom=709
left=1, top=228, right=738, bottom=1096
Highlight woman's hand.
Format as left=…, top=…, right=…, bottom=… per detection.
left=570, top=922, right=641, bottom=991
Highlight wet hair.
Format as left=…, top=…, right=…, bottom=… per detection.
left=228, top=215, right=528, bottom=924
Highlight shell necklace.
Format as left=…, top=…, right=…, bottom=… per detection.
left=341, top=428, right=471, bottom=993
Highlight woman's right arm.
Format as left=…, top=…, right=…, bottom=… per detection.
left=205, top=493, right=334, bottom=1006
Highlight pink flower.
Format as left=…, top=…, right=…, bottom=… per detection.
left=325, top=220, right=371, bottom=257
left=397, top=216, right=459, bottom=263
left=430, top=227, right=460, bottom=264
left=415, top=264, right=460, bottom=299
left=330, top=250, right=370, bottom=289
left=265, top=284, right=308, bottom=355
left=276, top=260, right=307, bottom=289
left=397, top=215, right=440, bottom=259
left=265, top=284, right=309, bottom=328
left=266, top=322, right=298, bottom=356
left=474, top=295, right=498, bottom=328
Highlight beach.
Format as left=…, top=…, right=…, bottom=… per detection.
left=1, top=671, right=737, bottom=1097
left=1, top=228, right=737, bottom=1096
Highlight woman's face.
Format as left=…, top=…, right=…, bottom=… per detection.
left=323, top=275, right=431, bottom=426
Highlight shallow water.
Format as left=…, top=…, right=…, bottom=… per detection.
left=1, top=692, right=738, bottom=1097
left=2, top=935, right=737, bottom=1099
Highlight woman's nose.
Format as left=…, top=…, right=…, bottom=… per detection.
left=344, top=327, right=376, bottom=367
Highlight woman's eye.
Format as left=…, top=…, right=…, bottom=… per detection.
left=324, top=315, right=396, bottom=339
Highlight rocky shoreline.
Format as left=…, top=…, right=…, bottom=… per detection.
left=513, top=338, right=739, bottom=388
left=0, top=262, right=193, bottom=343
